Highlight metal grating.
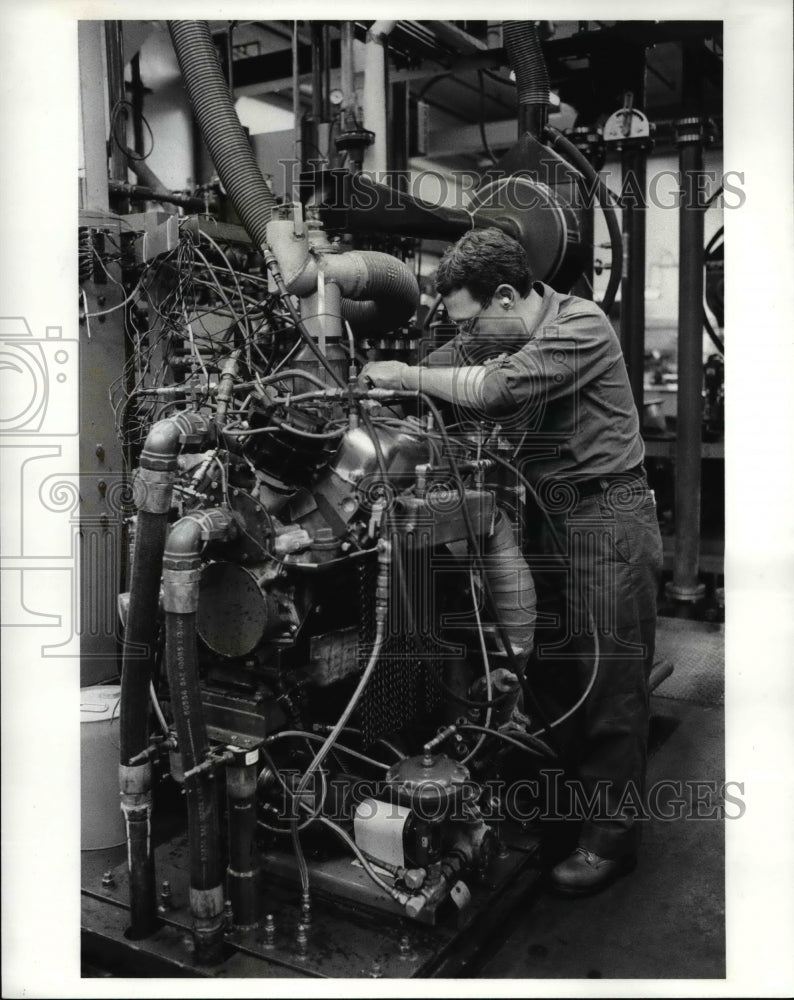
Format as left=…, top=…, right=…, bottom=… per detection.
left=357, top=535, right=442, bottom=745
left=651, top=615, right=724, bottom=707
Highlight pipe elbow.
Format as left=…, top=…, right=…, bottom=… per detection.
left=165, top=518, right=204, bottom=562
left=141, top=419, right=183, bottom=471
left=369, top=20, right=397, bottom=41
left=266, top=219, right=319, bottom=295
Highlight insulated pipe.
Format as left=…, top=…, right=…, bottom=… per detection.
left=482, top=507, right=536, bottom=668
left=266, top=218, right=419, bottom=336
left=503, top=21, right=550, bottom=139
left=168, top=21, right=278, bottom=248
left=162, top=509, right=234, bottom=962
left=119, top=409, right=211, bottom=940
left=362, top=20, right=396, bottom=176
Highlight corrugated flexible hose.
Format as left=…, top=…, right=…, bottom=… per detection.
left=502, top=21, right=550, bottom=109
left=168, top=20, right=419, bottom=336
left=168, top=20, right=278, bottom=246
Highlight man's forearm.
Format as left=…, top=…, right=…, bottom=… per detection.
left=400, top=365, right=489, bottom=408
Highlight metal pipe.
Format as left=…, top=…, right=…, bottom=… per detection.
left=109, top=179, right=207, bottom=211
left=104, top=20, right=128, bottom=184
left=667, top=40, right=708, bottom=603
left=225, top=750, right=261, bottom=929
left=79, top=21, right=110, bottom=211
left=620, top=146, right=648, bottom=412
left=362, top=21, right=396, bottom=175
left=341, top=21, right=356, bottom=116
left=668, top=117, right=707, bottom=601
left=566, top=125, right=605, bottom=301
left=129, top=53, right=145, bottom=157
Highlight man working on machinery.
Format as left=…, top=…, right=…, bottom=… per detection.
left=360, top=227, right=663, bottom=896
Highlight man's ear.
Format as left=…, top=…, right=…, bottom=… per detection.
left=495, top=284, right=517, bottom=309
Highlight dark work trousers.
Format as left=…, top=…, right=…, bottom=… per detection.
left=524, top=479, right=663, bottom=860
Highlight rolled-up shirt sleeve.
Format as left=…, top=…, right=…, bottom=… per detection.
left=479, top=316, right=618, bottom=417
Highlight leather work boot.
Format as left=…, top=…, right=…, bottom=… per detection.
left=549, top=846, right=637, bottom=897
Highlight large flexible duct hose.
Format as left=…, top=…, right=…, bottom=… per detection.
left=338, top=251, right=421, bottom=335
left=168, top=21, right=278, bottom=246
left=503, top=21, right=550, bottom=137
left=169, top=20, right=419, bottom=337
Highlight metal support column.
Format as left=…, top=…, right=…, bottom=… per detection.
left=104, top=21, right=127, bottom=183
left=78, top=21, right=110, bottom=212
left=567, top=125, right=605, bottom=301
left=667, top=110, right=709, bottom=602
left=619, top=143, right=650, bottom=412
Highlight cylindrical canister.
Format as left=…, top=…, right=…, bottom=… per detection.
left=81, top=685, right=126, bottom=849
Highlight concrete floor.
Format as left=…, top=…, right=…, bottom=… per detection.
left=476, top=696, right=726, bottom=979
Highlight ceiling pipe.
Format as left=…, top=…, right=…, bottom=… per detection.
left=361, top=20, right=396, bottom=176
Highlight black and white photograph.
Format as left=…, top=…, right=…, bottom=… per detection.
left=1, top=3, right=793, bottom=996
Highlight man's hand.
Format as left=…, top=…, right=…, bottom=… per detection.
left=358, top=360, right=414, bottom=391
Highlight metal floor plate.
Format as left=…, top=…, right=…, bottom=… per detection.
left=653, top=615, right=724, bottom=706
left=82, top=829, right=542, bottom=978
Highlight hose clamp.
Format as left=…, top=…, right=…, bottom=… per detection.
left=162, top=567, right=202, bottom=613
left=133, top=468, right=175, bottom=514
left=119, top=761, right=152, bottom=798
left=675, top=115, right=709, bottom=147
left=190, top=884, right=225, bottom=919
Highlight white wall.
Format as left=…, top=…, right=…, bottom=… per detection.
left=596, top=148, right=725, bottom=355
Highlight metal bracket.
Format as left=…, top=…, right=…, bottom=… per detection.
left=603, top=93, right=654, bottom=149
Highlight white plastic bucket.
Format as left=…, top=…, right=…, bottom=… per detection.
left=81, top=685, right=125, bottom=850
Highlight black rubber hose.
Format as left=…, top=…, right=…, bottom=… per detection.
left=119, top=511, right=170, bottom=765
left=124, top=808, right=158, bottom=940
left=164, top=610, right=224, bottom=881
left=503, top=21, right=550, bottom=137
left=226, top=760, right=259, bottom=928
left=168, top=21, right=277, bottom=247
left=162, top=516, right=225, bottom=963
left=544, top=124, right=624, bottom=314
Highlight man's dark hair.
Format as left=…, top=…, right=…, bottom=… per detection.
left=435, top=227, right=533, bottom=303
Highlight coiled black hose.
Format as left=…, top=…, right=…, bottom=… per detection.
left=168, top=21, right=278, bottom=247
left=544, top=124, right=624, bottom=315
